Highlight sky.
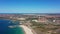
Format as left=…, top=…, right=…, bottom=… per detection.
left=0, top=0, right=60, bottom=13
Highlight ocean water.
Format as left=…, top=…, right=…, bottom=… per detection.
left=0, top=19, right=24, bottom=34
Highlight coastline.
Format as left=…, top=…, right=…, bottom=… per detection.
left=20, top=25, right=34, bottom=34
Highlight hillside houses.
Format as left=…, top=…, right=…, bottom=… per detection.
left=0, top=14, right=60, bottom=24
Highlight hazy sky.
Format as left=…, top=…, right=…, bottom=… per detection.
left=0, top=0, right=60, bottom=13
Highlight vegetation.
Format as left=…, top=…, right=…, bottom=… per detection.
left=30, top=21, right=60, bottom=34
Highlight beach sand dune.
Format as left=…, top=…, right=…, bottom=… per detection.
left=20, top=25, right=34, bottom=34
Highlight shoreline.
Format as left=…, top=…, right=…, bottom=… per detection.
left=20, top=25, right=34, bottom=34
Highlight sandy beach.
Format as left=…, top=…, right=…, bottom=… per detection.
left=20, top=25, right=34, bottom=34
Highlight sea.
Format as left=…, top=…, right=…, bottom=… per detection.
left=0, top=19, right=24, bottom=34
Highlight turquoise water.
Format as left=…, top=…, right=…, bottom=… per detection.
left=0, top=19, right=24, bottom=34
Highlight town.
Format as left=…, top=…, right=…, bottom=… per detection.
left=0, top=13, right=60, bottom=34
